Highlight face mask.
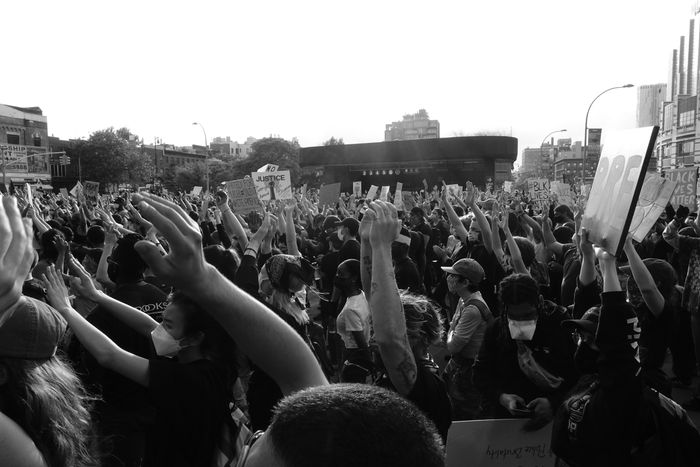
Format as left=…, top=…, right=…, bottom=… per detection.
left=337, top=228, right=345, bottom=242
left=151, top=324, right=182, bottom=357
left=508, top=319, right=537, bottom=341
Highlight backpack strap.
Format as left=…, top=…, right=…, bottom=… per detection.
left=465, top=298, right=493, bottom=324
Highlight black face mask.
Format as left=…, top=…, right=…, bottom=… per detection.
left=574, top=342, right=599, bottom=374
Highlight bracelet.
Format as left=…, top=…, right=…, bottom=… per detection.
left=245, top=247, right=258, bottom=256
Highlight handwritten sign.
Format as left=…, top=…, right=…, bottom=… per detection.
left=366, top=185, right=379, bottom=201
left=70, top=181, right=83, bottom=198
left=251, top=170, right=292, bottom=201
left=666, top=167, right=697, bottom=209
left=379, top=186, right=390, bottom=201
left=582, top=126, right=659, bottom=257
left=318, top=182, right=341, bottom=208
left=550, top=181, right=574, bottom=207
left=446, top=419, right=554, bottom=467
left=527, top=179, right=550, bottom=202
left=191, top=186, right=203, bottom=197
left=394, top=182, right=405, bottom=211
left=257, top=163, right=278, bottom=173
left=503, top=181, right=513, bottom=193
left=84, top=181, right=100, bottom=202
left=59, top=188, right=69, bottom=198
left=353, top=181, right=362, bottom=197
left=628, top=174, right=678, bottom=242
left=225, top=179, right=260, bottom=214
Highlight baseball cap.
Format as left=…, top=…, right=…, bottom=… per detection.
left=334, top=217, right=360, bottom=236
left=0, top=297, right=67, bottom=359
left=561, top=306, right=600, bottom=334
left=322, top=216, right=341, bottom=231
left=441, top=258, right=485, bottom=285
left=619, top=258, right=677, bottom=296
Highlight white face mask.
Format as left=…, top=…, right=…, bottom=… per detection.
left=151, top=324, right=182, bottom=357
left=337, top=228, right=345, bottom=242
left=508, top=319, right=537, bottom=341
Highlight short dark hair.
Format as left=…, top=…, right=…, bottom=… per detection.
left=268, top=384, right=445, bottom=467
left=499, top=273, right=540, bottom=307
left=86, top=225, right=105, bottom=247
left=512, top=236, right=536, bottom=268
left=410, top=207, right=425, bottom=218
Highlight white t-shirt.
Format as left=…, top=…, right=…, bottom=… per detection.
left=336, top=292, right=371, bottom=349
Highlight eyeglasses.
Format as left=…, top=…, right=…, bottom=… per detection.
left=236, top=430, right=265, bottom=467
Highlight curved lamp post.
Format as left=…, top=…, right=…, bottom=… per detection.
left=540, top=129, right=567, bottom=179
left=582, top=84, right=634, bottom=183
left=192, top=122, right=209, bottom=193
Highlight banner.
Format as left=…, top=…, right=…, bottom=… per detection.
left=84, top=181, right=100, bottom=202
left=318, top=182, right=341, bottom=208
left=353, top=181, right=362, bottom=197
left=191, top=186, right=203, bottom=197
left=527, top=179, right=550, bottom=202
left=628, top=174, right=678, bottom=242
left=225, top=179, right=260, bottom=214
left=366, top=185, right=379, bottom=201
left=251, top=170, right=293, bottom=201
left=666, top=167, right=697, bottom=209
left=446, top=419, right=554, bottom=467
left=394, top=182, right=405, bottom=211
left=581, top=126, right=659, bottom=257
left=379, top=186, right=390, bottom=201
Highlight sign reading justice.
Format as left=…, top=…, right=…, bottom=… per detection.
left=581, top=126, right=659, bottom=257
left=251, top=170, right=292, bottom=201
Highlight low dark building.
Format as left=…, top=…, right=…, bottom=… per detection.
left=300, top=136, right=517, bottom=192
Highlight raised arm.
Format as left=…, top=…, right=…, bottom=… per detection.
left=541, top=216, right=564, bottom=258
left=359, top=213, right=373, bottom=302
left=131, top=193, right=328, bottom=395
left=499, top=208, right=528, bottom=274
left=215, top=190, right=249, bottom=250
left=284, top=204, right=300, bottom=257
left=622, top=236, right=664, bottom=317
left=367, top=201, right=416, bottom=395
left=441, top=188, right=468, bottom=243
left=465, top=182, right=493, bottom=254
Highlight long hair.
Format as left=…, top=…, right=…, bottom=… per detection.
left=0, top=353, right=98, bottom=467
left=269, top=289, right=310, bottom=326
left=399, top=291, right=444, bottom=349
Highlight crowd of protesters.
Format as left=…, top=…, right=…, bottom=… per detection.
left=1, top=177, right=700, bottom=466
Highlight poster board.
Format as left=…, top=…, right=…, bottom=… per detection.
left=666, top=167, right=697, bottom=209
left=627, top=174, right=678, bottom=242
left=225, top=179, right=260, bottom=214
left=503, top=181, right=513, bottom=193
left=353, top=181, right=362, bottom=197
left=379, top=186, right=390, bottom=201
left=251, top=170, right=293, bottom=201
left=59, top=188, right=69, bottom=198
left=84, top=181, right=100, bottom=202
left=581, top=126, right=659, bottom=257
left=70, top=181, right=83, bottom=198
left=393, top=182, right=405, bottom=211
left=550, top=181, right=574, bottom=207
left=527, top=179, right=550, bottom=202
left=257, top=163, right=278, bottom=173
left=446, top=419, right=554, bottom=467
left=318, top=182, right=341, bottom=208
left=191, top=186, right=203, bottom=197
left=445, top=184, right=461, bottom=201
left=366, top=185, right=379, bottom=201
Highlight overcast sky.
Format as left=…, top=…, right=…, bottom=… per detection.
left=4, top=0, right=697, bottom=165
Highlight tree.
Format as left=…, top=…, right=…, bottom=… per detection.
left=74, top=128, right=154, bottom=189
left=232, top=137, right=301, bottom=180
left=323, top=137, right=344, bottom=146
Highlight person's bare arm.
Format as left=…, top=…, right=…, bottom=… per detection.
left=215, top=191, right=249, bottom=250
left=466, top=182, right=493, bottom=254
left=367, top=201, right=417, bottom=395
left=359, top=213, right=373, bottom=302
left=284, top=204, right=301, bottom=257
left=441, top=188, right=468, bottom=243
left=623, top=237, right=665, bottom=317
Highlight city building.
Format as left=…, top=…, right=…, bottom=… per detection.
left=0, top=104, right=52, bottom=189
left=210, top=136, right=257, bottom=159
left=636, top=84, right=667, bottom=127
left=300, top=136, right=516, bottom=192
left=551, top=141, right=598, bottom=185
left=384, top=109, right=440, bottom=141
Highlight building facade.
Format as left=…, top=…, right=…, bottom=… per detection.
left=0, top=104, right=52, bottom=189
left=384, top=109, right=440, bottom=141
left=210, top=136, right=257, bottom=159
left=637, top=84, right=667, bottom=127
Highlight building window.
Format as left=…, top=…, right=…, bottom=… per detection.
left=33, top=133, right=41, bottom=147
left=7, top=133, right=20, bottom=145
left=678, top=110, right=695, bottom=128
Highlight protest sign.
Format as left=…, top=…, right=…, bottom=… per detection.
left=627, top=174, right=678, bottom=242
left=251, top=170, right=293, bottom=201
left=60, top=188, right=69, bottom=198
left=393, top=182, right=404, bottom=211
left=527, top=179, right=550, bottom=202
left=446, top=419, right=554, bottom=467
left=379, top=186, right=390, bottom=201
left=366, top=185, right=379, bottom=201
left=402, top=192, right=416, bottom=211
left=550, top=181, right=574, bottom=207
left=70, top=181, right=83, bottom=198
left=503, top=181, right=513, bottom=193
left=84, top=181, right=100, bottom=202
left=225, top=179, right=260, bottom=214
left=445, top=184, right=461, bottom=201
left=318, top=182, right=341, bottom=208
left=257, top=163, right=278, bottom=173
left=666, top=167, right=697, bottom=209
left=353, top=181, right=362, bottom=197
left=581, top=126, right=659, bottom=257
left=191, top=186, right=203, bottom=197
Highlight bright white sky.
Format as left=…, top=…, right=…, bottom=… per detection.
left=4, top=0, right=698, bottom=165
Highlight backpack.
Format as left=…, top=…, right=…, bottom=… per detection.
left=464, top=298, right=493, bottom=325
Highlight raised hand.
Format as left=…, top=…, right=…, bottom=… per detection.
left=0, top=196, right=35, bottom=310
left=42, top=265, right=72, bottom=313
left=359, top=209, right=373, bottom=243
left=67, top=257, right=101, bottom=302
left=130, top=193, right=210, bottom=291
left=464, top=181, right=476, bottom=206
left=367, top=201, right=401, bottom=248
left=214, top=190, right=228, bottom=209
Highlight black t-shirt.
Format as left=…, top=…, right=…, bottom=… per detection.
left=146, top=358, right=231, bottom=467
left=339, top=238, right=361, bottom=263
left=320, top=251, right=342, bottom=293
left=394, top=256, right=423, bottom=293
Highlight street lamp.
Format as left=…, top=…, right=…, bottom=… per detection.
left=192, top=122, right=209, bottom=193
left=582, top=84, right=633, bottom=184
left=540, top=129, right=567, bottom=179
